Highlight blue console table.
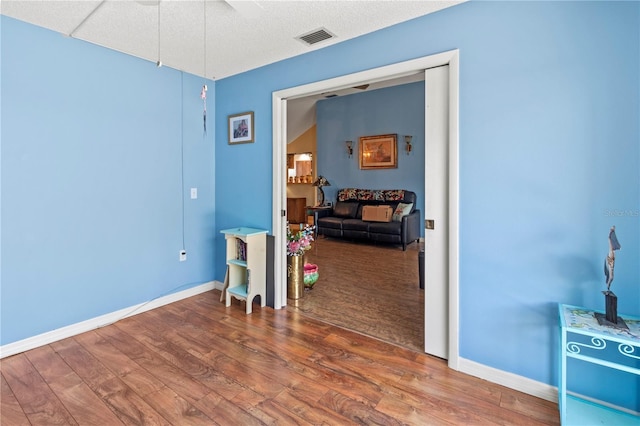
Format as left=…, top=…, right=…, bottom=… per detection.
left=558, top=304, right=640, bottom=425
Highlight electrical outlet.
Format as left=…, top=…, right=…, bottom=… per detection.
left=179, top=250, right=187, bottom=262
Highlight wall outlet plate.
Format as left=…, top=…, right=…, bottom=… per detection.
left=179, top=250, right=187, bottom=261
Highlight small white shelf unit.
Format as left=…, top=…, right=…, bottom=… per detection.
left=221, top=227, right=268, bottom=314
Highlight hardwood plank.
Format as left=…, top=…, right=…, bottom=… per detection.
left=115, top=317, right=248, bottom=401
left=318, top=389, right=402, bottom=425
left=73, top=330, right=165, bottom=397
left=272, top=387, right=358, bottom=425
left=194, top=390, right=267, bottom=426
left=141, top=386, right=215, bottom=425
left=395, top=372, right=554, bottom=425
left=228, top=388, right=290, bottom=425
left=1, top=373, right=31, bottom=425
left=25, top=344, right=124, bottom=425
left=1, top=290, right=560, bottom=425
left=39, top=337, right=170, bottom=425
left=95, top=376, right=172, bottom=426
left=1, top=353, right=78, bottom=425
left=500, top=390, right=561, bottom=425
left=298, top=237, right=424, bottom=353
left=255, top=398, right=315, bottom=426
left=95, top=324, right=213, bottom=403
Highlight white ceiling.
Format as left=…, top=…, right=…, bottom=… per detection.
left=1, top=0, right=464, bottom=80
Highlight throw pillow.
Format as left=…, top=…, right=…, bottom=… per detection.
left=392, top=202, right=413, bottom=222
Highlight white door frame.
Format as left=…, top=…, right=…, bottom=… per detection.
left=272, top=50, right=460, bottom=369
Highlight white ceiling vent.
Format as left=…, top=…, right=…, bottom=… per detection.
left=296, top=28, right=336, bottom=46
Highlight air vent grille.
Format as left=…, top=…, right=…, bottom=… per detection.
left=296, top=28, right=335, bottom=46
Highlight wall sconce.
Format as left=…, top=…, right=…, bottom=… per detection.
left=404, top=135, right=413, bottom=155
left=345, top=140, right=353, bottom=158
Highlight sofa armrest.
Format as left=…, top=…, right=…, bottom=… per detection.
left=401, top=209, right=421, bottom=248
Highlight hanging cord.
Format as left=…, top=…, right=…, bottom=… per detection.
left=156, top=1, right=162, bottom=67
left=181, top=72, right=186, bottom=250
left=201, top=0, right=207, bottom=135
left=201, top=85, right=207, bottom=135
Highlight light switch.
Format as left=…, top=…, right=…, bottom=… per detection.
left=190, top=188, right=198, bottom=199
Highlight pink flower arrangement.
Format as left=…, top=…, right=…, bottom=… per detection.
left=287, top=223, right=315, bottom=256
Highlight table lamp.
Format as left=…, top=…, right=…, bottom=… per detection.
left=312, top=176, right=331, bottom=206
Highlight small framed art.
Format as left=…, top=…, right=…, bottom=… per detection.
left=359, top=134, right=398, bottom=169
left=228, top=111, right=254, bottom=144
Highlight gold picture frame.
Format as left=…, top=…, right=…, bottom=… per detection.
left=228, top=111, right=254, bottom=144
left=359, top=134, right=398, bottom=169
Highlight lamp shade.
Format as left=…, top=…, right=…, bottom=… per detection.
left=312, top=176, right=331, bottom=187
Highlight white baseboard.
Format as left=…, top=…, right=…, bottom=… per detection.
left=458, top=358, right=640, bottom=415
left=1, top=281, right=218, bottom=359
left=458, top=357, right=558, bottom=403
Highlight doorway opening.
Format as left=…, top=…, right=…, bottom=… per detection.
left=272, top=50, right=460, bottom=368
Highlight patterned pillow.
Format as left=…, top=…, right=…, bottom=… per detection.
left=338, top=188, right=406, bottom=202
left=392, top=202, right=413, bottom=222
left=338, top=188, right=358, bottom=201
left=383, top=190, right=405, bottom=201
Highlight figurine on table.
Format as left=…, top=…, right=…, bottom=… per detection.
left=598, top=226, right=626, bottom=328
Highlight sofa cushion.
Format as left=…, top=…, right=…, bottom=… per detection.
left=316, top=216, right=345, bottom=230
left=342, top=218, right=370, bottom=232
left=368, top=221, right=402, bottom=235
left=333, top=201, right=359, bottom=218
left=392, top=202, right=413, bottom=222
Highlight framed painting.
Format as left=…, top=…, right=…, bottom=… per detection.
left=359, top=134, right=397, bottom=169
left=228, top=111, right=254, bottom=144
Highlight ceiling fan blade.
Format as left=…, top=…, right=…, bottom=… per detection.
left=225, top=0, right=264, bottom=18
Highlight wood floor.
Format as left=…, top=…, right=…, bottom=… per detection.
left=291, top=237, right=424, bottom=352
left=1, top=291, right=560, bottom=425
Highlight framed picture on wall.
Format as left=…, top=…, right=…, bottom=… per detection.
left=359, top=134, right=398, bottom=169
left=228, top=111, right=254, bottom=144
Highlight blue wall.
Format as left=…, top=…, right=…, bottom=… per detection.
left=316, top=82, right=425, bottom=237
left=1, top=17, right=216, bottom=345
left=215, top=1, right=639, bottom=410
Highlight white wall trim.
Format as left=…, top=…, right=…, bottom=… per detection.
left=458, top=357, right=640, bottom=415
left=0, top=281, right=217, bottom=359
left=458, top=357, right=558, bottom=402
left=272, top=49, right=461, bottom=366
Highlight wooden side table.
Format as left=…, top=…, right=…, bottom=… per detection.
left=287, top=197, right=307, bottom=224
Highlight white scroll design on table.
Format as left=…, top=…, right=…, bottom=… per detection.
left=566, top=337, right=606, bottom=354
left=618, top=343, right=640, bottom=360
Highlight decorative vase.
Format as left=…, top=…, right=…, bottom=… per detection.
left=287, top=255, right=304, bottom=300
left=304, top=263, right=319, bottom=289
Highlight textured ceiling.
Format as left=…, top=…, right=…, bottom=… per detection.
left=1, top=0, right=464, bottom=80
